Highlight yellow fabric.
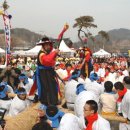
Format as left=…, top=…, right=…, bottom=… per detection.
left=0, top=10, right=3, bottom=15
left=101, top=111, right=117, bottom=116
left=85, top=63, right=88, bottom=78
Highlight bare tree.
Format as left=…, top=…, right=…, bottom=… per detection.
left=2, top=0, right=9, bottom=11
left=98, top=30, right=109, bottom=49
left=73, top=16, right=97, bottom=46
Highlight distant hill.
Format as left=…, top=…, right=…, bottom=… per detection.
left=83, top=28, right=130, bottom=53
left=0, top=28, right=73, bottom=50
left=108, top=28, right=130, bottom=41
left=0, top=28, right=43, bottom=50
left=0, top=28, right=130, bottom=52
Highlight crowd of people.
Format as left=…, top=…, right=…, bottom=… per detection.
left=0, top=36, right=130, bottom=130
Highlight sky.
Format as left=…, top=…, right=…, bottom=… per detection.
left=0, top=0, right=130, bottom=42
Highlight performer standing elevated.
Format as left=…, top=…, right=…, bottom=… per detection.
left=34, top=36, right=59, bottom=106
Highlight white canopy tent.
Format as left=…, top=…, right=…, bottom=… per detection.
left=93, top=49, right=111, bottom=57
left=0, top=48, right=5, bottom=53
left=59, top=40, right=75, bottom=57
left=59, top=40, right=75, bottom=53
left=13, top=50, right=26, bottom=55
left=24, top=46, right=42, bottom=55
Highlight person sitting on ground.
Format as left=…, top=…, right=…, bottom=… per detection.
left=35, top=104, right=64, bottom=129
left=84, top=72, right=104, bottom=102
left=0, top=82, right=10, bottom=101
left=57, top=113, right=82, bottom=130
left=8, top=87, right=30, bottom=116
left=64, top=69, right=81, bottom=110
left=74, top=83, right=97, bottom=117
left=83, top=100, right=111, bottom=130
left=123, top=76, right=130, bottom=89
left=19, top=73, right=33, bottom=94
left=100, top=81, right=117, bottom=115
left=114, top=81, right=130, bottom=130
left=62, top=63, right=73, bottom=81
left=0, top=82, right=12, bottom=114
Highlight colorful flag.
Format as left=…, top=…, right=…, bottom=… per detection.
left=57, top=23, right=69, bottom=42
left=2, top=12, right=11, bottom=65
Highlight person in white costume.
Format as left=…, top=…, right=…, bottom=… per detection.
left=8, top=87, right=30, bottom=116
left=84, top=73, right=104, bottom=102
left=83, top=100, right=111, bottom=130
left=0, top=75, right=14, bottom=94
left=57, top=113, right=82, bottom=130
left=105, top=67, right=116, bottom=84
left=78, top=76, right=86, bottom=84
left=74, top=84, right=97, bottom=117
left=115, top=70, right=125, bottom=83
left=0, top=82, right=12, bottom=114
left=114, top=82, right=130, bottom=130
left=19, top=74, right=33, bottom=94
left=64, top=70, right=80, bottom=110
left=90, top=64, right=100, bottom=77
left=120, top=65, right=129, bottom=77
left=62, top=63, right=74, bottom=81
left=98, top=63, right=105, bottom=79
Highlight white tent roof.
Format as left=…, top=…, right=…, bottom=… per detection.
left=93, top=49, right=111, bottom=57
left=59, top=40, right=75, bottom=52
left=25, top=46, right=42, bottom=55
left=0, top=48, right=5, bottom=53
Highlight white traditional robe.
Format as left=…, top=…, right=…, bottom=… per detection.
left=121, top=90, right=130, bottom=119
left=119, top=90, right=130, bottom=130
left=122, top=69, right=129, bottom=76
left=7, top=85, right=14, bottom=93
left=19, top=78, right=33, bottom=94
left=84, top=81, right=104, bottom=102
left=74, top=90, right=97, bottom=117
left=57, top=113, right=82, bottom=130
left=98, top=68, right=105, bottom=78
left=119, top=89, right=130, bottom=130
left=65, top=79, right=79, bottom=110
left=8, top=95, right=30, bottom=116
left=0, top=99, right=12, bottom=115
left=119, top=123, right=130, bottom=130
left=85, top=77, right=91, bottom=84
left=82, top=115, right=111, bottom=130
left=78, top=77, right=86, bottom=84
left=105, top=72, right=116, bottom=84
left=56, top=68, right=66, bottom=79
left=115, top=75, right=125, bottom=83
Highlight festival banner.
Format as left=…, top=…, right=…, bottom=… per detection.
left=2, top=12, right=11, bottom=65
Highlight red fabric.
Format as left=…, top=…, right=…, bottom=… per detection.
left=76, top=64, right=82, bottom=69
left=57, top=24, right=69, bottom=42
left=85, top=52, right=90, bottom=62
left=55, top=77, right=62, bottom=98
left=117, top=87, right=127, bottom=102
left=85, top=113, right=98, bottom=130
left=99, top=77, right=104, bottom=82
left=63, top=70, right=72, bottom=81
left=105, top=71, right=109, bottom=77
left=29, top=80, right=37, bottom=96
left=7, top=53, right=11, bottom=65
left=57, top=28, right=66, bottom=42
left=93, top=64, right=99, bottom=72
left=59, top=63, right=65, bottom=69
left=41, top=51, right=57, bottom=66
